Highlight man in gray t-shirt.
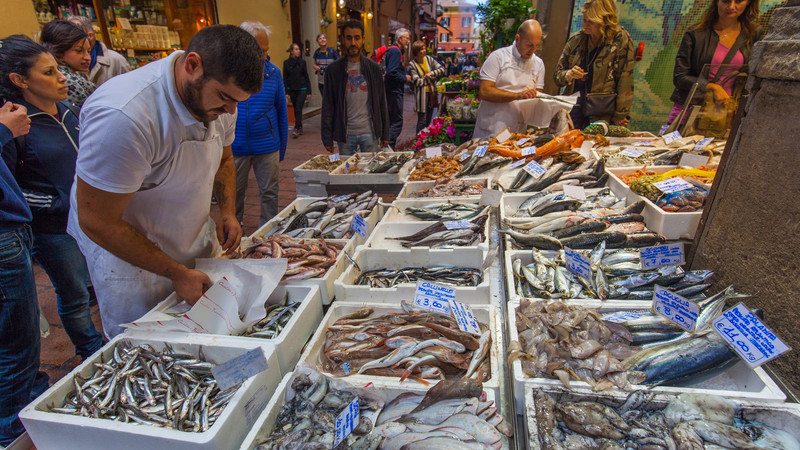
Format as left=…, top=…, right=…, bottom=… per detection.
left=345, top=61, right=372, bottom=139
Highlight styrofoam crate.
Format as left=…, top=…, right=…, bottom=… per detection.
left=524, top=384, right=799, bottom=450
left=123, top=285, right=323, bottom=376
left=334, top=247, right=490, bottom=304
left=508, top=299, right=787, bottom=413
left=280, top=238, right=354, bottom=305
left=361, top=216, right=490, bottom=254
left=293, top=155, right=339, bottom=184
left=20, top=334, right=282, bottom=450
left=606, top=130, right=658, bottom=145
left=397, top=176, right=488, bottom=199
left=328, top=151, right=415, bottom=185
left=239, top=371, right=508, bottom=450
left=294, top=180, right=328, bottom=197
left=296, top=301, right=502, bottom=401
left=382, top=197, right=487, bottom=222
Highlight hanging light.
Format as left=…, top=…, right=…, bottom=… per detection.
left=338, top=0, right=345, bottom=7
left=367, top=11, right=373, bottom=19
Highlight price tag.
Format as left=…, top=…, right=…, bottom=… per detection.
left=521, top=146, right=536, bottom=156
left=473, top=145, right=488, bottom=157
left=332, top=195, right=350, bottom=202
left=658, top=125, right=669, bottom=136
left=563, top=185, right=586, bottom=200
left=342, top=362, right=351, bottom=375
left=565, top=248, right=592, bottom=280
left=618, top=147, right=645, bottom=158
left=447, top=299, right=482, bottom=336
left=516, top=137, right=530, bottom=146
left=426, top=146, right=442, bottom=158
left=601, top=311, right=644, bottom=323
left=211, top=348, right=269, bottom=390
left=653, top=177, right=694, bottom=194
left=443, top=220, right=471, bottom=229
left=679, top=153, right=710, bottom=168
left=693, top=137, right=714, bottom=150
left=480, top=188, right=502, bottom=207
left=350, top=214, right=368, bottom=238
left=713, top=303, right=791, bottom=368
left=523, top=160, right=547, bottom=178
left=579, top=140, right=593, bottom=158
left=460, top=153, right=470, bottom=161
left=662, top=130, right=682, bottom=145
left=118, top=17, right=132, bottom=31
left=334, top=397, right=360, bottom=447
left=640, top=243, right=685, bottom=269
left=652, top=285, right=699, bottom=333
left=509, top=159, right=526, bottom=169
left=344, top=162, right=350, bottom=174
left=495, top=128, right=512, bottom=143
left=413, top=281, right=455, bottom=315
left=632, top=140, right=654, bottom=146
left=329, top=153, right=341, bottom=162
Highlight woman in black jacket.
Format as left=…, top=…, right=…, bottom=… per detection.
left=668, top=0, right=760, bottom=124
left=284, top=43, right=311, bottom=137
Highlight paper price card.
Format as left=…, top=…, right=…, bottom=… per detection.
left=579, top=140, right=593, bottom=158
left=329, top=153, right=340, bottom=162
left=334, top=397, right=359, bottom=447
left=640, top=243, right=685, bottom=269
left=601, top=311, right=644, bottom=323
left=473, top=145, right=488, bottom=157
left=521, top=146, right=536, bottom=156
left=495, top=128, right=512, bottom=143
left=694, top=137, right=714, bottom=150
left=444, top=219, right=471, bottom=230
left=426, top=146, right=442, bottom=158
left=344, top=162, right=350, bottom=174
left=414, top=281, right=454, bottom=315
left=653, top=177, right=694, bottom=194
left=509, top=159, right=526, bottom=169
left=563, top=185, right=586, bottom=200
left=332, top=195, right=350, bottom=202
left=516, top=137, right=530, bottom=146
left=658, top=125, right=669, bottom=136
left=633, top=140, right=654, bottom=146
left=350, top=214, right=368, bottom=238
left=460, top=153, right=470, bottom=161
left=679, top=153, right=710, bottom=168
left=652, top=285, right=699, bottom=333
left=523, top=160, right=547, bottom=178
left=447, top=299, right=482, bottom=336
left=212, top=348, right=269, bottom=390
left=662, top=130, right=682, bottom=144
left=618, top=147, right=645, bottom=158
left=565, top=248, right=592, bottom=280
left=342, top=362, right=351, bottom=375
left=480, top=188, right=502, bottom=207
left=713, top=303, right=791, bottom=368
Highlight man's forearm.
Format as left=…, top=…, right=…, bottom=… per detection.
left=213, top=148, right=237, bottom=218
left=479, top=83, right=520, bottom=103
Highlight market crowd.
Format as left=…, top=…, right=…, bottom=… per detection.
left=0, top=0, right=761, bottom=444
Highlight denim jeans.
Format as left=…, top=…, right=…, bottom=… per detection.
left=234, top=152, right=280, bottom=226
left=337, top=133, right=378, bottom=156
left=32, top=232, right=103, bottom=359
left=0, top=225, right=49, bottom=445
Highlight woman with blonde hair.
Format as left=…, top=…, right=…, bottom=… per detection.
left=407, top=41, right=445, bottom=133
left=554, top=0, right=634, bottom=129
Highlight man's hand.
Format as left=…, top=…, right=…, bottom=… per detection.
left=611, top=117, right=630, bottom=127
left=566, top=65, right=586, bottom=81
left=313, top=63, right=320, bottom=72
left=170, top=266, right=212, bottom=305
left=325, top=145, right=335, bottom=153
left=0, top=102, right=30, bottom=137
left=516, top=88, right=538, bottom=100
left=216, top=215, right=242, bottom=256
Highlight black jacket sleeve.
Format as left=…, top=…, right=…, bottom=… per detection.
left=321, top=65, right=335, bottom=147
left=673, top=31, right=704, bottom=95
left=302, top=59, right=312, bottom=90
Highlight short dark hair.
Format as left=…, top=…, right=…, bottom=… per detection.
left=41, top=19, right=88, bottom=58
left=0, top=35, right=49, bottom=101
left=185, top=25, right=264, bottom=94
left=341, top=20, right=365, bottom=37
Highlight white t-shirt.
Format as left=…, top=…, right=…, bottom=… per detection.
left=74, top=51, right=236, bottom=195
left=479, top=44, right=545, bottom=90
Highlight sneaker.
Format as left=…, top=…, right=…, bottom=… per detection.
left=296, top=127, right=304, bottom=136
left=291, top=129, right=299, bottom=138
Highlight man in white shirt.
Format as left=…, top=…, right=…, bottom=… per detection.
left=68, top=25, right=264, bottom=337
left=474, top=20, right=545, bottom=138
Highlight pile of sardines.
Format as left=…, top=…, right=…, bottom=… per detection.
left=261, top=191, right=379, bottom=239
left=241, top=234, right=343, bottom=280
left=320, top=302, right=492, bottom=382
left=347, top=152, right=411, bottom=174
left=388, top=215, right=487, bottom=248
left=410, top=177, right=486, bottom=198
left=241, top=296, right=299, bottom=339
left=356, top=266, right=483, bottom=288
left=399, top=201, right=487, bottom=221
left=501, top=151, right=608, bottom=192
left=51, top=342, right=239, bottom=432
left=453, top=138, right=513, bottom=177
left=510, top=245, right=713, bottom=300
left=534, top=390, right=800, bottom=449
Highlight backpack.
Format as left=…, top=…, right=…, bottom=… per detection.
left=372, top=45, right=388, bottom=76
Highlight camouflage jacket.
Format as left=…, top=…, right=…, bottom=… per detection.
left=554, top=29, right=635, bottom=120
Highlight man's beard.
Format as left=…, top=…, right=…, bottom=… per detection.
left=183, top=77, right=223, bottom=122
left=347, top=45, right=362, bottom=57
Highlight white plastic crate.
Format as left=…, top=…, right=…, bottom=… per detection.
left=294, top=180, right=328, bottom=197
left=361, top=216, right=490, bottom=254
left=507, top=300, right=787, bottom=413
left=327, top=151, right=415, bottom=185
left=382, top=197, right=487, bottom=222
left=292, top=155, right=337, bottom=184
left=20, top=334, right=282, bottom=450
left=282, top=238, right=354, bottom=305
left=123, top=285, right=323, bottom=376
left=397, top=176, right=488, bottom=199
left=525, top=385, right=798, bottom=450
left=296, top=301, right=502, bottom=402
left=334, top=247, right=491, bottom=304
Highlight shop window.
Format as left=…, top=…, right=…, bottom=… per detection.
left=439, top=33, right=449, bottom=43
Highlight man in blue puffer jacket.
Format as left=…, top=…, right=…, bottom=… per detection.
left=233, top=21, right=288, bottom=226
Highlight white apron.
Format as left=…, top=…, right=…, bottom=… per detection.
left=76, top=132, right=223, bottom=338
left=474, top=49, right=538, bottom=139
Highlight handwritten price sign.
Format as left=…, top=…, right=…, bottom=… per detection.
left=652, top=286, right=699, bottom=333
left=640, top=243, right=685, bottom=269
left=414, top=281, right=454, bottom=315
left=713, top=303, right=791, bottom=367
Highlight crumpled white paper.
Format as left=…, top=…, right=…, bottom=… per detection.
left=518, top=93, right=579, bottom=128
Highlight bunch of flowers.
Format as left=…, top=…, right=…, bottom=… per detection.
left=413, top=117, right=456, bottom=150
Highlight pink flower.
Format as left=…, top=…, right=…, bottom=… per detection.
left=446, top=126, right=455, bottom=138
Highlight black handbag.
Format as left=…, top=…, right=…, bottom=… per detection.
left=583, top=92, right=617, bottom=118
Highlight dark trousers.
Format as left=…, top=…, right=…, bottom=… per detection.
left=318, top=83, right=324, bottom=98
left=387, top=91, right=404, bottom=147
left=416, top=108, right=435, bottom=134
left=288, top=89, right=308, bottom=129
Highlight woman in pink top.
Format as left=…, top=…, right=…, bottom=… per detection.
left=668, top=0, right=761, bottom=124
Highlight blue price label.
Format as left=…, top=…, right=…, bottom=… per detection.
left=713, top=303, right=791, bottom=368
left=601, top=311, right=644, bottom=323
left=329, top=153, right=341, bottom=162
left=516, top=137, right=530, bottom=146
left=564, top=248, right=592, bottom=280
left=653, top=177, right=694, bottom=194
left=632, top=140, right=654, bottom=146
left=211, top=348, right=268, bottom=391
left=640, top=243, right=685, bottom=269
left=652, top=285, right=699, bottom=333
left=694, top=137, right=714, bottom=150
left=460, top=153, right=470, bottom=161
left=332, top=195, right=350, bottom=202
left=447, top=298, right=482, bottom=336
left=344, top=162, right=350, bottom=174
left=618, top=147, right=645, bottom=158
left=334, top=397, right=359, bottom=446
left=414, top=281, right=455, bottom=315
left=523, top=160, right=547, bottom=179
left=658, top=125, right=669, bottom=136
left=443, top=219, right=471, bottom=230
left=342, top=362, right=351, bottom=375
left=509, top=159, right=526, bottom=168
left=350, top=214, right=368, bottom=238
left=662, top=130, right=682, bottom=144
left=473, top=145, right=487, bottom=157
left=521, top=146, right=536, bottom=156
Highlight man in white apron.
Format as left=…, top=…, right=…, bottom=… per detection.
left=474, top=20, right=545, bottom=138
left=67, top=25, right=265, bottom=338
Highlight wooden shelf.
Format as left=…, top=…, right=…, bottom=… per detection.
left=114, top=47, right=177, bottom=52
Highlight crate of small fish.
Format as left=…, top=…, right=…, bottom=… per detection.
left=398, top=176, right=488, bottom=199
left=293, top=154, right=345, bottom=185
left=20, top=334, right=282, bottom=450
left=495, top=152, right=608, bottom=194
left=123, top=285, right=323, bottom=376
left=296, top=301, right=502, bottom=400
left=506, top=298, right=786, bottom=413
left=525, top=386, right=800, bottom=450
left=383, top=198, right=489, bottom=222
left=240, top=369, right=513, bottom=449
left=327, top=151, right=415, bottom=185
left=334, top=247, right=491, bottom=304
left=362, top=213, right=490, bottom=254
left=248, top=192, right=383, bottom=246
